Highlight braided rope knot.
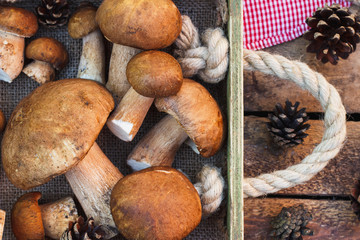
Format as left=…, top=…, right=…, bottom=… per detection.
left=243, top=49, right=347, bottom=198
left=194, top=165, right=225, bottom=216
left=175, top=15, right=229, bottom=84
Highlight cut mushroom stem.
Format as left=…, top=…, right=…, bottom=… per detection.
left=106, top=44, right=141, bottom=99
left=77, top=29, right=105, bottom=84
left=127, top=115, right=188, bottom=171
left=0, top=209, right=4, bottom=239
left=65, top=142, right=123, bottom=238
left=107, top=87, right=154, bottom=142
left=40, top=196, right=79, bottom=239
left=22, top=60, right=55, bottom=84
left=0, top=31, right=24, bottom=82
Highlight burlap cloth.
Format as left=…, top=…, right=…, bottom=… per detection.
left=0, top=0, right=228, bottom=239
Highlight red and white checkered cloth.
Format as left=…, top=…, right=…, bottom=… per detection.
left=243, top=0, right=351, bottom=50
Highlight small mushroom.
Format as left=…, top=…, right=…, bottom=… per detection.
left=0, top=6, right=38, bottom=82
left=128, top=78, right=225, bottom=171
left=0, top=108, right=6, bottom=133
left=68, top=2, right=105, bottom=84
left=2, top=79, right=122, bottom=238
left=22, top=37, right=68, bottom=84
left=107, top=50, right=183, bottom=142
left=0, top=209, right=4, bottom=239
left=110, top=167, right=202, bottom=240
left=11, top=192, right=79, bottom=239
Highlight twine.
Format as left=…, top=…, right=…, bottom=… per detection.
left=194, top=165, right=225, bottom=216
left=243, top=49, right=347, bottom=197
left=174, top=15, right=229, bottom=84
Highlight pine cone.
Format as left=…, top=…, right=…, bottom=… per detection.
left=304, top=3, right=360, bottom=65
left=350, top=179, right=360, bottom=220
left=60, top=217, right=105, bottom=240
left=267, top=100, right=310, bottom=147
left=36, top=0, right=70, bottom=28
left=270, top=204, right=313, bottom=240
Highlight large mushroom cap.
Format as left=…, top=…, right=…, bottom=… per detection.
left=126, top=50, right=183, bottom=98
left=11, top=192, right=44, bottom=240
left=0, top=6, right=38, bottom=37
left=26, top=37, right=69, bottom=70
left=2, top=79, right=114, bottom=190
left=155, top=78, right=225, bottom=157
left=68, top=3, right=98, bottom=39
left=96, top=0, right=182, bottom=49
left=111, top=167, right=202, bottom=240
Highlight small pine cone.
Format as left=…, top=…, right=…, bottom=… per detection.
left=270, top=204, right=313, bottom=240
left=304, top=3, right=360, bottom=65
left=60, top=217, right=105, bottom=240
left=36, top=0, right=70, bottom=28
left=267, top=100, right=310, bottom=147
left=350, top=179, right=360, bottom=220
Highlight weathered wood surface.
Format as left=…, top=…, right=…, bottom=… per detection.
left=244, top=37, right=360, bottom=113
left=245, top=116, right=360, bottom=196
left=245, top=198, right=359, bottom=240
left=0, top=210, right=4, bottom=239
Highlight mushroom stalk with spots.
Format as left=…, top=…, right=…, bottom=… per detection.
left=12, top=192, right=79, bottom=239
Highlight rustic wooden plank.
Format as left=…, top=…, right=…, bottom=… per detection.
left=244, top=116, right=360, bottom=196
left=227, top=0, right=243, bottom=239
left=0, top=210, right=4, bottom=239
left=244, top=37, right=360, bottom=113
left=245, top=198, right=359, bottom=240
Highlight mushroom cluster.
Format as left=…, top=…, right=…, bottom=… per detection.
left=0, top=1, right=226, bottom=239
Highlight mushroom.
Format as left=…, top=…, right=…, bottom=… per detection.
left=0, top=108, right=6, bottom=133
left=127, top=78, right=225, bottom=171
left=68, top=2, right=105, bottom=84
left=107, top=50, right=183, bottom=142
left=22, top=37, right=69, bottom=84
left=11, top=192, right=79, bottom=239
left=110, top=166, right=202, bottom=240
left=2, top=79, right=122, bottom=238
left=0, top=209, right=4, bottom=239
left=0, top=6, right=38, bottom=82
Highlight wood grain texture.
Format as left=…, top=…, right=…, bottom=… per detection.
left=244, top=37, right=360, bottom=113
left=244, top=116, right=360, bottom=196
left=227, top=0, right=243, bottom=239
left=245, top=198, right=359, bottom=240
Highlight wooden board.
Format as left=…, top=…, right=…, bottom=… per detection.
left=244, top=116, right=360, bottom=196
left=245, top=198, right=359, bottom=240
left=227, top=0, right=243, bottom=239
left=244, top=37, right=360, bottom=113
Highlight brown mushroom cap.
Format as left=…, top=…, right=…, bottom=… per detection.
left=2, top=79, right=114, bottom=190
left=126, top=50, right=183, bottom=98
left=155, top=78, right=224, bottom=157
left=68, top=4, right=98, bottom=39
left=11, top=192, right=44, bottom=240
left=96, top=0, right=182, bottom=49
left=111, top=167, right=201, bottom=240
left=25, top=37, right=69, bottom=70
left=0, top=6, right=38, bottom=37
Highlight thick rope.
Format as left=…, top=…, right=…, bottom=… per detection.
left=243, top=49, right=347, bottom=197
left=174, top=15, right=229, bottom=84
left=194, top=165, right=225, bottom=216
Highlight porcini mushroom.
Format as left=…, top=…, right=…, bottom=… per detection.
left=107, top=50, right=183, bottom=142
left=68, top=2, right=105, bottom=84
left=127, top=78, right=224, bottom=171
left=110, top=167, right=202, bottom=240
left=0, top=209, right=4, bottom=239
left=0, top=6, right=38, bottom=82
left=0, top=108, right=6, bottom=133
left=22, top=37, right=68, bottom=84
left=2, top=79, right=122, bottom=238
left=11, top=192, right=79, bottom=239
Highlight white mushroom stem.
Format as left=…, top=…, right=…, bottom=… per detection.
left=107, top=87, right=154, bottom=142
left=40, top=196, right=79, bottom=239
left=77, top=29, right=105, bottom=84
left=127, top=115, right=189, bottom=171
left=65, top=142, right=123, bottom=239
left=0, top=31, right=24, bottom=83
left=0, top=209, right=5, bottom=239
left=106, top=44, right=141, bottom=99
left=22, top=60, right=55, bottom=84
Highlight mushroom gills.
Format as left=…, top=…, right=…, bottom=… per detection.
left=22, top=60, right=55, bottom=84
